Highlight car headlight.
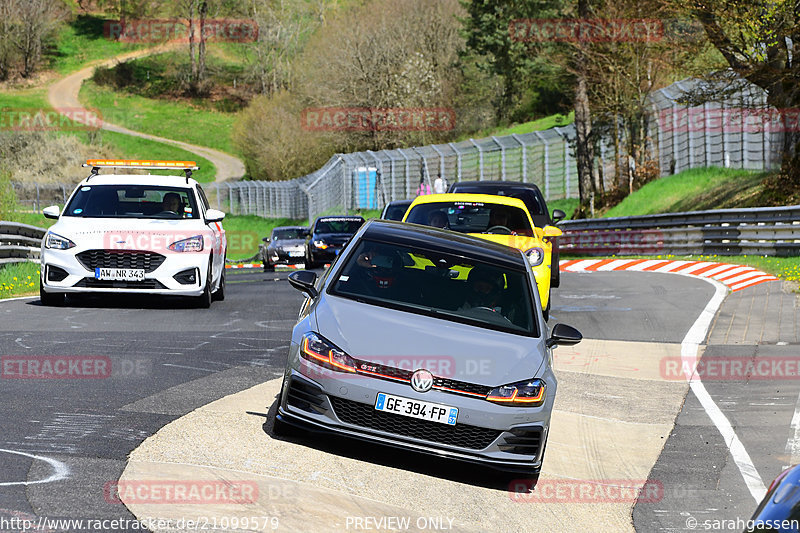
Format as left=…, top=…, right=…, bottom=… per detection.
left=486, top=378, right=545, bottom=406
left=300, top=332, right=356, bottom=373
left=313, top=240, right=328, bottom=249
left=168, top=235, right=204, bottom=252
left=525, top=247, right=544, bottom=267
left=45, top=232, right=76, bottom=250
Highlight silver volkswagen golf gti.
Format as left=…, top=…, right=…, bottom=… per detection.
left=274, top=219, right=581, bottom=474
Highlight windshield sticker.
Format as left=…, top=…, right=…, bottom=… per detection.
left=73, top=208, right=83, bottom=214
left=81, top=186, right=91, bottom=191
left=339, top=275, right=349, bottom=282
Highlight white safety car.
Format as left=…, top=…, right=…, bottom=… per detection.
left=39, top=160, right=227, bottom=308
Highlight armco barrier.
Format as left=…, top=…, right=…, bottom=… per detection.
left=559, top=205, right=800, bottom=256
left=0, top=222, right=45, bottom=265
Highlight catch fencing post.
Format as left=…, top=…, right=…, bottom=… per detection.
left=430, top=144, right=446, bottom=184
left=533, top=131, right=551, bottom=199
left=469, top=139, right=484, bottom=180
left=511, top=134, right=527, bottom=183
left=491, top=136, right=505, bottom=179
left=448, top=143, right=462, bottom=182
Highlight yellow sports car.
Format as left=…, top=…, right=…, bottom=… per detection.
left=403, top=193, right=561, bottom=319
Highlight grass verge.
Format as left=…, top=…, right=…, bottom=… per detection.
left=603, top=167, right=768, bottom=218
left=80, top=79, right=238, bottom=156
left=0, top=262, right=40, bottom=299
left=49, top=15, right=143, bottom=75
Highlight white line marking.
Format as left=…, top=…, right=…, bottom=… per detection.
left=0, top=449, right=70, bottom=486
left=722, top=270, right=762, bottom=285
left=679, top=277, right=767, bottom=502
left=711, top=266, right=752, bottom=280
left=652, top=260, right=696, bottom=272
left=784, top=393, right=800, bottom=467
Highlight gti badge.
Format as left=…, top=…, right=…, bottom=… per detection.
left=410, top=369, right=434, bottom=393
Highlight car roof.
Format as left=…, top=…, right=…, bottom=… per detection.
left=272, top=225, right=308, bottom=231
left=407, top=193, right=530, bottom=213
left=360, top=219, right=528, bottom=271
left=78, top=174, right=199, bottom=188
left=387, top=199, right=413, bottom=206
left=315, top=215, right=365, bottom=222
left=450, top=180, right=542, bottom=192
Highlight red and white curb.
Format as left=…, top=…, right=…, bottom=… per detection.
left=559, top=258, right=779, bottom=292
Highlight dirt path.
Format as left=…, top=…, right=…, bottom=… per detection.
left=47, top=44, right=245, bottom=183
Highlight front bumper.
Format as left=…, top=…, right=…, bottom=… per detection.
left=278, top=363, right=551, bottom=473
left=40, top=247, right=211, bottom=296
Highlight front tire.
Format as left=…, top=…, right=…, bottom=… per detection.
left=196, top=263, right=212, bottom=308
left=212, top=263, right=226, bottom=302
left=39, top=284, right=64, bottom=307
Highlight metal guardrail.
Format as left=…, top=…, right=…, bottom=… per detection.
left=0, top=222, right=45, bottom=265
left=559, top=206, right=800, bottom=256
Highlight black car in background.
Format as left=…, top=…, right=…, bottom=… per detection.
left=447, top=181, right=565, bottom=287
left=380, top=199, right=413, bottom=221
left=262, top=226, right=309, bottom=271
left=304, top=215, right=365, bottom=268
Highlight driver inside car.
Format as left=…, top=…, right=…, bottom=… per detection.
left=459, top=267, right=505, bottom=313
left=161, top=192, right=181, bottom=214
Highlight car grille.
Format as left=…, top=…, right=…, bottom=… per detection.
left=498, top=426, right=543, bottom=457
left=76, top=250, right=166, bottom=273
left=354, top=360, right=493, bottom=398
left=73, top=278, right=167, bottom=290
left=328, top=396, right=501, bottom=450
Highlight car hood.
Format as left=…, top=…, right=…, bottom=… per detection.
left=313, top=294, right=546, bottom=387
left=272, top=239, right=306, bottom=248
left=467, top=233, right=543, bottom=250
left=47, top=217, right=212, bottom=252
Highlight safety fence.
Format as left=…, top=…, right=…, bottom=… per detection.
left=558, top=205, right=800, bottom=256
left=0, top=222, right=44, bottom=265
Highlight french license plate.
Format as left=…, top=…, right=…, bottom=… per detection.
left=94, top=268, right=145, bottom=281
left=288, top=251, right=304, bottom=257
left=374, top=393, right=458, bottom=426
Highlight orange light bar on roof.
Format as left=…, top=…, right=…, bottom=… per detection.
left=84, top=159, right=199, bottom=169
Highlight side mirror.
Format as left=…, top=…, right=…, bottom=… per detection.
left=43, top=205, right=60, bottom=219
left=543, top=225, right=562, bottom=238
left=546, top=323, right=582, bottom=348
left=205, top=209, right=226, bottom=223
left=551, top=209, right=566, bottom=224
left=288, top=270, right=318, bottom=299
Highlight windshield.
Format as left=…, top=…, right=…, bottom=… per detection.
left=273, top=228, right=306, bottom=240
left=330, top=239, right=537, bottom=336
left=314, top=218, right=364, bottom=234
left=63, top=185, right=199, bottom=219
left=405, top=201, right=533, bottom=236
left=450, top=185, right=547, bottom=216
left=382, top=204, right=410, bottom=221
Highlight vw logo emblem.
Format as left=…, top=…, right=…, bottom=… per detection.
left=410, top=369, right=434, bottom=393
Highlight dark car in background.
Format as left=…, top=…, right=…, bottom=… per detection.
left=380, top=200, right=413, bottom=221
left=262, top=226, right=309, bottom=271
left=304, top=215, right=365, bottom=268
left=447, top=181, right=565, bottom=287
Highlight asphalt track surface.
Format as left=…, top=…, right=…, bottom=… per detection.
left=0, top=268, right=788, bottom=532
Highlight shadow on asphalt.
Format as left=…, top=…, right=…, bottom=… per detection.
left=259, top=395, right=538, bottom=493
left=27, top=293, right=208, bottom=309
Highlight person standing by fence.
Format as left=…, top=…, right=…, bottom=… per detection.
left=433, top=173, right=447, bottom=194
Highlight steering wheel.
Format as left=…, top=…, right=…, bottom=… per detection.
left=486, top=225, right=513, bottom=235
